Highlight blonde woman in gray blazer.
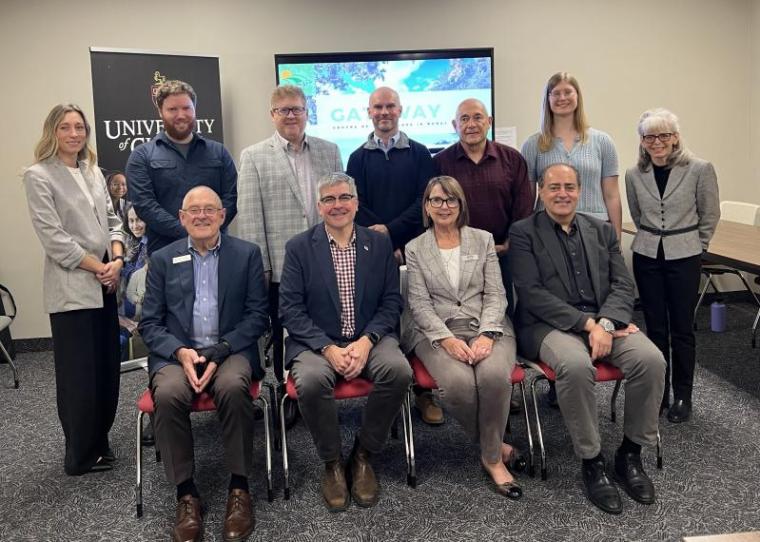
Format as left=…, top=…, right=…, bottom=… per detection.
left=405, top=176, right=522, bottom=500
left=625, top=108, right=720, bottom=424
left=24, top=104, right=125, bottom=475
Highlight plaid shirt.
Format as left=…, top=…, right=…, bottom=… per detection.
left=326, top=226, right=357, bottom=338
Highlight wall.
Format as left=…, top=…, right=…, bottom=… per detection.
left=0, top=0, right=753, bottom=338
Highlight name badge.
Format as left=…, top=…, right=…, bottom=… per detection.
left=172, top=254, right=192, bottom=264
left=463, top=254, right=479, bottom=261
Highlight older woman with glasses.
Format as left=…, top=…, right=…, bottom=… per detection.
left=625, top=108, right=720, bottom=423
left=404, top=175, right=523, bottom=500
left=23, top=104, right=125, bottom=475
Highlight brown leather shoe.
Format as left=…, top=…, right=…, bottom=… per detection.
left=348, top=439, right=378, bottom=507
left=415, top=392, right=444, bottom=425
left=172, top=495, right=202, bottom=542
left=322, top=459, right=349, bottom=512
left=222, top=489, right=254, bottom=541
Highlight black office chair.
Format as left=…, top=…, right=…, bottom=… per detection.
left=0, top=284, right=20, bottom=388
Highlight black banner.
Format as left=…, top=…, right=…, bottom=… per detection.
left=89, top=48, right=224, bottom=172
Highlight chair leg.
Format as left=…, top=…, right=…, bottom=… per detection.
left=736, top=272, right=760, bottom=308
left=752, top=307, right=760, bottom=349
left=264, top=382, right=281, bottom=452
left=256, top=395, right=274, bottom=502
left=136, top=411, right=145, bottom=518
left=401, top=389, right=416, bottom=488
left=610, top=381, right=622, bottom=423
left=518, top=381, right=535, bottom=478
left=693, top=272, right=713, bottom=329
left=530, top=376, right=548, bottom=481
left=656, top=430, right=663, bottom=469
left=279, top=393, right=291, bottom=500
left=0, top=341, right=19, bottom=389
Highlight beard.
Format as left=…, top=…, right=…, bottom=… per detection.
left=164, top=119, right=195, bottom=141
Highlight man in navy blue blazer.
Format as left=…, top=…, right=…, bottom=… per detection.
left=279, top=172, right=412, bottom=512
left=140, top=186, right=268, bottom=542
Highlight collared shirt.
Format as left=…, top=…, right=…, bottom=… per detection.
left=274, top=131, right=318, bottom=225
left=326, top=226, right=357, bottom=338
left=521, top=128, right=618, bottom=220
left=549, top=216, right=598, bottom=315
left=433, top=140, right=534, bottom=243
left=374, top=131, right=400, bottom=157
left=188, top=235, right=221, bottom=348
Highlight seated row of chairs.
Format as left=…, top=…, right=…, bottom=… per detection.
left=133, top=354, right=664, bottom=516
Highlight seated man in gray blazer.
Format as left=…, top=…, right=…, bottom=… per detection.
left=237, top=85, right=343, bottom=427
left=279, top=172, right=412, bottom=512
left=140, top=186, right=268, bottom=542
left=510, top=163, right=665, bottom=515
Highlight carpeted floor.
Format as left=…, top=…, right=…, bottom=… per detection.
left=1, top=303, right=758, bottom=542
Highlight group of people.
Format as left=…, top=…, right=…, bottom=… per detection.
left=22, top=71, right=720, bottom=542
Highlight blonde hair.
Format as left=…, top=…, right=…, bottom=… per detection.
left=538, top=72, right=589, bottom=152
left=33, top=104, right=97, bottom=168
left=422, top=176, right=469, bottom=229
left=270, top=85, right=306, bottom=109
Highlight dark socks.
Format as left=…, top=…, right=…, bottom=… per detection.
left=177, top=478, right=199, bottom=500
left=229, top=473, right=249, bottom=493
left=618, top=435, right=642, bottom=456
left=582, top=453, right=605, bottom=468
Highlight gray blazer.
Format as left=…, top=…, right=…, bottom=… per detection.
left=236, top=133, right=342, bottom=282
left=403, top=226, right=511, bottom=352
left=24, top=157, right=124, bottom=313
left=510, top=212, right=634, bottom=360
left=625, top=158, right=720, bottom=259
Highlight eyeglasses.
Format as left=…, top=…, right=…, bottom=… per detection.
left=272, top=106, right=306, bottom=117
left=182, top=207, right=222, bottom=216
left=642, top=133, right=674, bottom=144
left=427, top=196, right=460, bottom=208
left=319, top=194, right=355, bottom=206
left=549, top=89, right=576, bottom=100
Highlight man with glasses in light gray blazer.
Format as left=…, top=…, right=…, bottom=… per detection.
left=237, top=85, right=342, bottom=426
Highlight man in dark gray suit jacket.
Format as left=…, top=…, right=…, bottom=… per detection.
left=279, top=173, right=412, bottom=512
left=140, top=186, right=268, bottom=542
left=510, top=163, right=665, bottom=515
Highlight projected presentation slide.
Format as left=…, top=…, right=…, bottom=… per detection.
left=276, top=52, right=493, bottom=167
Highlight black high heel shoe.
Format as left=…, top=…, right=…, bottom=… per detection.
left=482, top=463, right=523, bottom=500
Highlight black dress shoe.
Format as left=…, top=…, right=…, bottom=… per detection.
left=87, top=457, right=113, bottom=473
left=142, top=418, right=156, bottom=447
left=582, top=458, right=622, bottom=514
left=101, top=447, right=116, bottom=463
left=503, top=446, right=527, bottom=474
left=613, top=450, right=655, bottom=504
left=667, top=399, right=691, bottom=423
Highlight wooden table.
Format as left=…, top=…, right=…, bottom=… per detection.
left=622, top=220, right=760, bottom=275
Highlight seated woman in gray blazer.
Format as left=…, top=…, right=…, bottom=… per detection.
left=405, top=176, right=523, bottom=500
left=23, top=104, right=125, bottom=475
left=625, top=108, right=720, bottom=424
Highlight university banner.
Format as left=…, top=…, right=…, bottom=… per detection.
left=89, top=47, right=224, bottom=172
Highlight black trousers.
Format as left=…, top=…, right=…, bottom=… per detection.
left=49, top=288, right=121, bottom=475
left=498, top=251, right=515, bottom=318
left=633, top=246, right=701, bottom=404
left=268, top=282, right=284, bottom=382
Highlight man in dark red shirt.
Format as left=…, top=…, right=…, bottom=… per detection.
left=434, top=98, right=534, bottom=315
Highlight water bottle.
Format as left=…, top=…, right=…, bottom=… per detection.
left=710, top=300, right=726, bottom=332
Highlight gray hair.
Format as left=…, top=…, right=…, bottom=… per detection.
left=538, top=162, right=581, bottom=188
left=181, top=185, right=222, bottom=209
left=636, top=108, right=692, bottom=171
left=317, top=172, right=357, bottom=197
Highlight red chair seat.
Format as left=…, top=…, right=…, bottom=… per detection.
left=409, top=355, right=526, bottom=389
left=137, top=381, right=261, bottom=414
left=284, top=374, right=373, bottom=400
left=532, top=360, right=623, bottom=383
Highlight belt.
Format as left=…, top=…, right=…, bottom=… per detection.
left=638, top=223, right=698, bottom=236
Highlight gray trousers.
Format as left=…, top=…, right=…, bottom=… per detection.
left=414, top=320, right=515, bottom=463
left=539, top=330, right=666, bottom=459
left=290, top=336, right=412, bottom=462
left=150, top=354, right=255, bottom=484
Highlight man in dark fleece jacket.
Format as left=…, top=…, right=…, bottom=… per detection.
left=346, top=87, right=434, bottom=257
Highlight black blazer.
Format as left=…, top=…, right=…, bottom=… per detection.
left=139, top=234, right=269, bottom=378
left=279, top=223, right=403, bottom=368
left=510, top=211, right=635, bottom=360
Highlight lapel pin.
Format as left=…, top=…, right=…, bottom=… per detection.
left=363, top=245, right=369, bottom=251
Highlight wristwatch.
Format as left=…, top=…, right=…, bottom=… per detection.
left=111, top=255, right=125, bottom=263
left=363, top=332, right=380, bottom=345
left=480, top=331, right=500, bottom=340
left=597, top=318, right=615, bottom=334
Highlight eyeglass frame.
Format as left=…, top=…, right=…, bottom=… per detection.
left=318, top=193, right=355, bottom=206
left=427, top=196, right=461, bottom=208
left=181, top=206, right=223, bottom=217
left=641, top=133, right=674, bottom=144
left=271, top=106, right=307, bottom=117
